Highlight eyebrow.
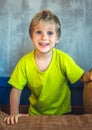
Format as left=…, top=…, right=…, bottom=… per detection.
left=34, top=27, right=55, bottom=31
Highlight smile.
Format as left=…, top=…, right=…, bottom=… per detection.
left=39, top=42, right=49, bottom=47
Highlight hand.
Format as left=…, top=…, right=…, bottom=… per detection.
left=89, top=69, right=92, bottom=80
left=86, top=69, right=92, bottom=81
left=81, top=69, right=92, bottom=82
left=4, top=113, right=29, bottom=125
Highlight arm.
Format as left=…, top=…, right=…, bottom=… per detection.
left=80, top=69, right=92, bottom=82
left=4, top=87, right=29, bottom=125
left=10, top=87, right=21, bottom=115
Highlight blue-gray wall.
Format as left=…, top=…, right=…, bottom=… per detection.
left=0, top=0, right=92, bottom=77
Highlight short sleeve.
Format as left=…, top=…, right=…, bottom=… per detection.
left=62, top=54, right=84, bottom=83
left=8, top=58, right=27, bottom=90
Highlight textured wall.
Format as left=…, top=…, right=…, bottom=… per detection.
left=0, top=0, right=92, bottom=76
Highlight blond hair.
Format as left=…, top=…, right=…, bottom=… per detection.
left=29, top=10, right=61, bottom=39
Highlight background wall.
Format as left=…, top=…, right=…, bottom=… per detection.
left=0, top=0, right=92, bottom=77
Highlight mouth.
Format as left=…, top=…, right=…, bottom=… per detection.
left=39, top=42, right=49, bottom=47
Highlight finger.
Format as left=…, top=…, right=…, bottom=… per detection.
left=3, top=117, right=7, bottom=123
left=90, top=70, right=92, bottom=80
left=10, top=117, right=14, bottom=124
left=4, top=116, right=18, bottom=125
left=14, top=116, right=19, bottom=123
left=6, top=117, right=11, bottom=125
left=20, top=114, right=29, bottom=117
left=14, top=114, right=29, bottom=124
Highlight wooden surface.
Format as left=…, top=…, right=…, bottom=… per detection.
left=83, top=81, right=92, bottom=113
left=0, top=111, right=92, bottom=130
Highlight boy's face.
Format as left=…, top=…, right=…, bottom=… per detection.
left=31, top=22, right=59, bottom=54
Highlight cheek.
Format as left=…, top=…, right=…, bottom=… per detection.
left=32, top=34, right=37, bottom=41
left=33, top=33, right=40, bottom=40
left=51, top=37, right=58, bottom=43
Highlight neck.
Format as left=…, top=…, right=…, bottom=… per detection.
left=34, top=50, right=53, bottom=59
left=34, top=50, right=53, bottom=72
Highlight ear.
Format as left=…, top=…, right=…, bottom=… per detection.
left=56, top=38, right=59, bottom=44
left=55, top=40, right=59, bottom=46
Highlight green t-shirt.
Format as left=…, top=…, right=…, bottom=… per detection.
left=8, top=48, right=84, bottom=115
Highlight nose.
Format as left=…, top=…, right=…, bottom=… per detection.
left=41, top=32, right=48, bottom=40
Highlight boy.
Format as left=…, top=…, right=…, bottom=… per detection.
left=4, top=9, right=92, bottom=124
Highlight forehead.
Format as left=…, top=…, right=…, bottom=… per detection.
left=34, top=21, right=56, bottom=30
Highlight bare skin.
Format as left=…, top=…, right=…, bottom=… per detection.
left=81, top=69, right=92, bottom=82
left=3, top=87, right=29, bottom=125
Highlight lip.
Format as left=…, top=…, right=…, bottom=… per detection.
left=39, top=42, right=49, bottom=47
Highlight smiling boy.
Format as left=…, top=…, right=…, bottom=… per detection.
left=4, top=9, right=92, bottom=125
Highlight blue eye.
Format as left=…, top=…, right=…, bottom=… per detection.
left=36, top=30, right=42, bottom=34
left=47, top=31, right=53, bottom=35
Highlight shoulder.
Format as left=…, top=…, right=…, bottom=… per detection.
left=21, top=50, right=34, bottom=59
left=15, top=50, right=34, bottom=68
left=18, top=50, right=34, bottom=62
left=53, top=48, right=73, bottom=60
left=53, top=48, right=78, bottom=69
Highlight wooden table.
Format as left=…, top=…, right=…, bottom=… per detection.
left=0, top=111, right=92, bottom=130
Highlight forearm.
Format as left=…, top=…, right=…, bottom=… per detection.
left=4, top=87, right=29, bottom=125
left=10, top=87, right=22, bottom=114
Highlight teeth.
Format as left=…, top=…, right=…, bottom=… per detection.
left=39, top=43, right=49, bottom=46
